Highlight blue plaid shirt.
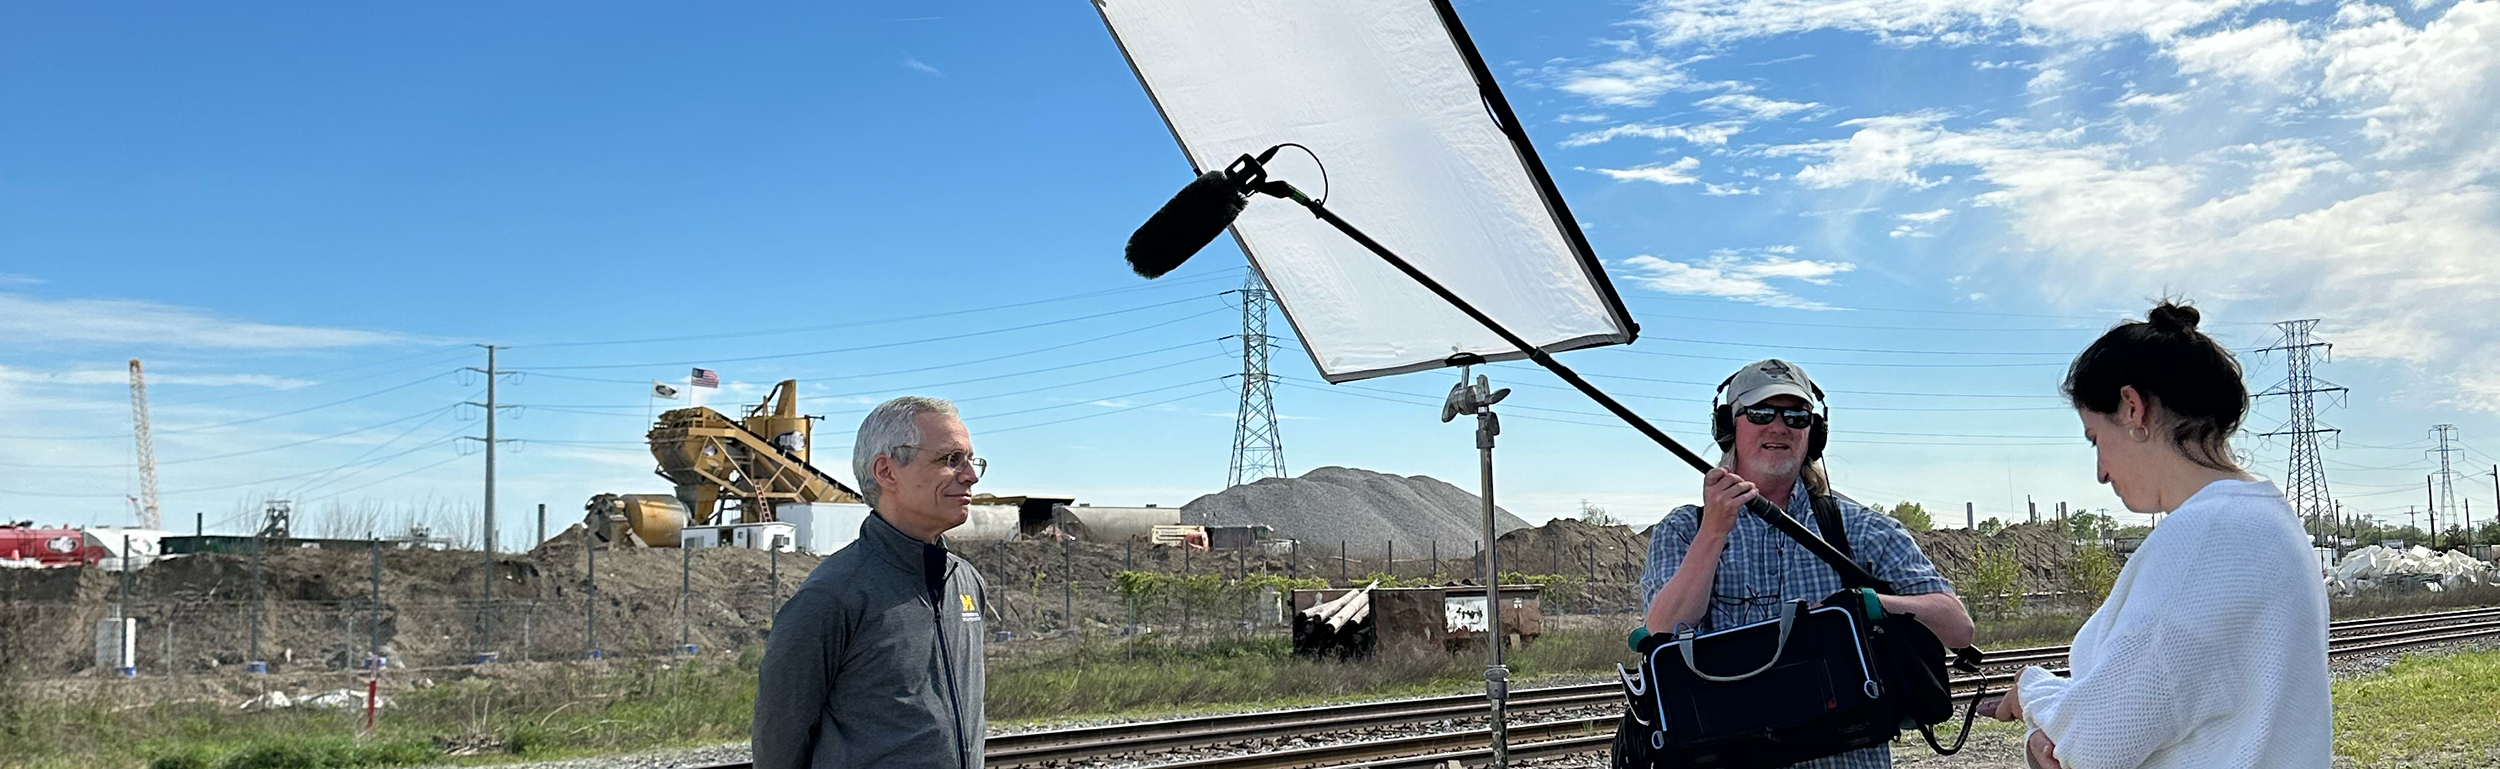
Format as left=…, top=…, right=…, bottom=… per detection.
left=1638, top=480, right=1955, bottom=769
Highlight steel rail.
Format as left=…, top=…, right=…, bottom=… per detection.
left=688, top=605, right=2500, bottom=769
left=1128, top=617, right=2500, bottom=769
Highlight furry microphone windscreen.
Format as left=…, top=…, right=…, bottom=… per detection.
left=1125, top=169, right=1249, bottom=278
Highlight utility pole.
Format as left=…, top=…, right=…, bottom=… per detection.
left=2425, top=478, right=2436, bottom=549
left=2429, top=425, right=2460, bottom=549
left=2256, top=320, right=2344, bottom=547
left=463, top=345, right=516, bottom=663
left=127, top=360, right=160, bottom=530
left=1965, top=502, right=1974, bottom=530
left=1227, top=272, right=1287, bottom=487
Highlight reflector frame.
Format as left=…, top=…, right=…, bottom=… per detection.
left=1096, top=0, right=1637, bottom=383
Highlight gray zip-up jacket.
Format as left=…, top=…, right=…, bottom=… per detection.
left=753, top=512, right=988, bottom=769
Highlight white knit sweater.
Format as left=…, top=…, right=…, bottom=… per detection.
left=2018, top=479, right=2330, bottom=769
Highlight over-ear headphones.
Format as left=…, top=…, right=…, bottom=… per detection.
left=1710, top=366, right=1830, bottom=461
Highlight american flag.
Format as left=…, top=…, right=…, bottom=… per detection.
left=690, top=368, right=719, bottom=388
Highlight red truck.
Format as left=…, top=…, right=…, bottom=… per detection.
left=0, top=524, right=105, bottom=567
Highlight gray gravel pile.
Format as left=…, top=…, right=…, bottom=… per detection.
left=1181, top=466, right=1532, bottom=558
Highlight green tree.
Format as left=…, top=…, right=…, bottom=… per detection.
left=1968, top=543, right=2025, bottom=617
left=1977, top=517, right=2006, bottom=537
left=1887, top=501, right=1933, bottom=532
left=2069, top=545, right=2119, bottom=604
left=1579, top=499, right=1620, bottom=527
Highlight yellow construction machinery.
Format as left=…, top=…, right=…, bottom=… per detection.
left=585, top=380, right=861, bottom=547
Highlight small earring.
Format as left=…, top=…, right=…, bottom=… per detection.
left=2129, top=426, right=2149, bottom=442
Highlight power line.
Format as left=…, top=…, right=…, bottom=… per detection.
left=514, top=294, right=1225, bottom=371
left=1633, top=335, right=2073, bottom=357
left=976, top=386, right=1236, bottom=436
left=511, top=269, right=1244, bottom=349
left=0, top=369, right=461, bottom=441
left=296, top=455, right=469, bottom=505
left=1606, top=347, right=2069, bottom=368
left=291, top=397, right=478, bottom=498
left=1619, top=293, right=2277, bottom=324
left=1276, top=376, right=2082, bottom=442
left=0, top=404, right=461, bottom=469
left=0, top=433, right=463, bottom=499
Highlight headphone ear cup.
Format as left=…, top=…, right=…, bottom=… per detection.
left=1806, top=414, right=1829, bottom=460
left=1711, top=406, right=1734, bottom=449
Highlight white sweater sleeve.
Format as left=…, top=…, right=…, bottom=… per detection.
left=2020, top=608, right=2191, bottom=768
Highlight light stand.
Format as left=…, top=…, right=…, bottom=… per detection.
left=1442, top=367, right=1511, bottom=767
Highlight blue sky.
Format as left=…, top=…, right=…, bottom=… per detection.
left=5, top=1, right=2497, bottom=548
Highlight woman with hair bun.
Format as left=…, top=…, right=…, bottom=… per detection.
left=1981, top=301, right=2329, bottom=769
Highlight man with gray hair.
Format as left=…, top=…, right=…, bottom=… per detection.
left=754, top=396, right=990, bottom=769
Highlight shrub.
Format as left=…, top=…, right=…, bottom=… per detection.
left=1968, top=544, right=2025, bottom=617
left=2069, top=545, right=2118, bottom=604
left=1887, top=502, right=1933, bottom=532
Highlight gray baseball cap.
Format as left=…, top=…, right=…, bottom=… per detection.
left=1725, top=358, right=1821, bottom=410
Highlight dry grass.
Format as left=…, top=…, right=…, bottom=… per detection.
left=987, top=629, right=1636, bottom=723
left=0, top=651, right=762, bottom=769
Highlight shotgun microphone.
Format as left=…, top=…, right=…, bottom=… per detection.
left=1125, top=146, right=1296, bottom=278
left=1124, top=168, right=1249, bottom=278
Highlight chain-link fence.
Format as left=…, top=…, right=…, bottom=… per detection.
left=0, top=531, right=1653, bottom=680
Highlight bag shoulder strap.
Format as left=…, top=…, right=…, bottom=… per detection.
left=1809, top=494, right=1854, bottom=560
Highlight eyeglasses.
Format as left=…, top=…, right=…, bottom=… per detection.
left=904, top=446, right=988, bottom=479
left=1739, top=405, right=1816, bottom=429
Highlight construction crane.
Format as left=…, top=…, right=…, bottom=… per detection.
left=128, top=359, right=160, bottom=530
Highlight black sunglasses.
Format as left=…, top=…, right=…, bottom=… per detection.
left=1739, top=405, right=1815, bottom=429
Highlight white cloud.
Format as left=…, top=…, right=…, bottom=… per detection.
left=0, top=293, right=418, bottom=350
left=2112, top=90, right=2188, bottom=111
left=1628, top=0, right=2272, bottom=48
left=902, top=56, right=944, bottom=77
left=1617, top=248, right=1856, bottom=309
left=2170, top=18, right=2317, bottom=86
left=1703, top=182, right=1762, bottom=195
left=1772, top=110, right=2500, bottom=409
left=1695, top=93, right=1819, bottom=119
left=1587, top=156, right=1704, bottom=185
left=1562, top=121, right=1745, bottom=147
left=0, top=274, right=41, bottom=286
left=1556, top=113, right=1613, bottom=123
left=2319, top=0, right=2500, bottom=167
left=1890, top=207, right=1957, bottom=237
left=1557, top=56, right=1721, bottom=107
left=2, top=368, right=316, bottom=389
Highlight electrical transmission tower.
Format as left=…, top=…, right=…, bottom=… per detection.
left=1228, top=272, right=1287, bottom=487
left=127, top=359, right=161, bottom=530
left=2256, top=320, right=2344, bottom=546
left=2430, top=424, right=2460, bottom=547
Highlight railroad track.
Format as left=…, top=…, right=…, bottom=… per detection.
left=697, top=606, right=2500, bottom=769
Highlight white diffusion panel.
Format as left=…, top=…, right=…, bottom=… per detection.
left=1096, top=0, right=1635, bottom=382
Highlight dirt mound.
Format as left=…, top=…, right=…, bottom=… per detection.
left=1911, top=522, right=2077, bottom=593
left=0, top=525, right=823, bottom=676
left=1180, top=466, right=1530, bottom=557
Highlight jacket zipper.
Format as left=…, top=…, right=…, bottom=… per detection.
left=930, top=561, right=969, bottom=768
